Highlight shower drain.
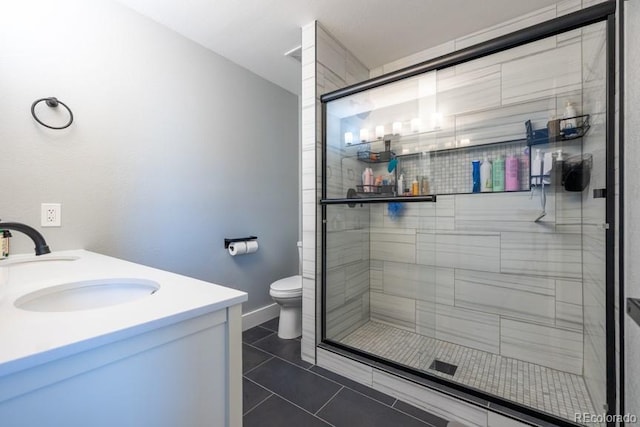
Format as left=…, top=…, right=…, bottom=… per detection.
left=429, top=359, right=458, bottom=376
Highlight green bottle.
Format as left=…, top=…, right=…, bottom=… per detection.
left=492, top=155, right=505, bottom=192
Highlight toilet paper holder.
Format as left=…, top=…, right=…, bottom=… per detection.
left=224, top=236, right=258, bottom=249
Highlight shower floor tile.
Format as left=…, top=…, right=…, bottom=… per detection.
left=340, top=321, right=597, bottom=423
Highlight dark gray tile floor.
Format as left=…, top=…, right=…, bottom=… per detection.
left=243, top=318, right=449, bottom=427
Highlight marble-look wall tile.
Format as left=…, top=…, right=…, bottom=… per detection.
left=557, top=0, right=582, bottom=16
left=303, top=21, right=369, bottom=363
left=454, top=98, right=555, bottom=148
left=382, top=261, right=436, bottom=302
left=455, top=270, right=556, bottom=326
left=582, top=226, right=607, bottom=412
left=436, top=305, right=500, bottom=354
left=415, top=300, right=436, bottom=338
left=436, top=268, right=455, bottom=306
left=378, top=41, right=455, bottom=76
left=556, top=301, right=583, bottom=331
left=345, top=260, right=370, bottom=301
left=370, top=228, right=416, bottom=263
left=455, top=36, right=556, bottom=76
left=382, top=202, right=422, bottom=230
left=502, top=43, right=582, bottom=105
left=416, top=232, right=436, bottom=266
left=372, top=369, right=489, bottom=426
left=501, top=232, right=582, bottom=279
left=325, top=266, right=346, bottom=312
left=500, top=318, right=583, bottom=374
left=436, top=195, right=455, bottom=217
left=455, top=192, right=557, bottom=233
left=555, top=191, right=583, bottom=226
left=370, top=291, right=416, bottom=332
left=301, top=21, right=317, bottom=365
left=435, top=233, right=501, bottom=272
left=454, top=5, right=557, bottom=51
left=583, top=326, right=607, bottom=412
left=326, top=229, right=368, bottom=269
left=487, top=412, right=531, bottom=427
left=436, top=65, right=501, bottom=115
left=556, top=279, right=582, bottom=305
left=316, top=25, right=346, bottom=81
left=417, top=202, right=437, bottom=232
left=326, top=295, right=368, bottom=341
left=317, top=348, right=374, bottom=386
left=369, top=259, right=383, bottom=292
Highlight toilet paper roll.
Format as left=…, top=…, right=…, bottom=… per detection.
left=228, top=242, right=247, bottom=256
left=245, top=240, right=259, bottom=254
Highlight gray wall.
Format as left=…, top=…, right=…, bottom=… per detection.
left=0, top=0, right=299, bottom=313
left=624, top=0, right=640, bottom=419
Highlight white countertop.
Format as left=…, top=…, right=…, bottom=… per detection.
left=0, top=250, right=247, bottom=377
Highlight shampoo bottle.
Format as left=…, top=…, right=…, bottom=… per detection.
left=412, top=177, right=419, bottom=196
left=492, top=155, right=505, bottom=192
left=480, top=155, right=492, bottom=192
left=397, top=174, right=404, bottom=196
left=362, top=168, right=373, bottom=192
left=505, top=155, right=519, bottom=191
left=472, top=160, right=481, bottom=193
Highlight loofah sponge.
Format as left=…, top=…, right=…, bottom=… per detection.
left=387, top=202, right=404, bottom=219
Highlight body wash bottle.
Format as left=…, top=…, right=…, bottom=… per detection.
left=505, top=155, right=519, bottom=191
left=492, top=155, right=505, bottom=192
left=480, top=155, right=492, bottom=192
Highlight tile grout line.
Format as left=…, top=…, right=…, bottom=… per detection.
left=309, top=368, right=400, bottom=408
left=313, top=385, right=344, bottom=416
left=242, top=354, right=275, bottom=376
left=310, top=368, right=444, bottom=425
left=244, top=330, right=276, bottom=346
left=242, top=391, right=274, bottom=417
left=244, top=341, right=313, bottom=370
left=248, top=322, right=442, bottom=425
left=387, top=393, right=446, bottom=427
left=247, top=382, right=336, bottom=426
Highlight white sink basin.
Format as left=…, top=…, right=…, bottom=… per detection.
left=15, top=278, right=159, bottom=312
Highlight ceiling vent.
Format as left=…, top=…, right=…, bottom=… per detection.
left=284, top=45, right=302, bottom=63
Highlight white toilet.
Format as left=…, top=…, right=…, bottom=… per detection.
left=269, top=241, right=303, bottom=339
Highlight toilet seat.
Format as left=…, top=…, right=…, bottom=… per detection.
left=269, top=275, right=302, bottom=298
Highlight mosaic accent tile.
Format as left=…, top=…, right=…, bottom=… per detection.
left=340, top=321, right=596, bottom=423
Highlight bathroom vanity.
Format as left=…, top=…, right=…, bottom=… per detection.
left=0, top=250, right=246, bottom=427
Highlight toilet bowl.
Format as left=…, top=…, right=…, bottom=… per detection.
left=269, top=241, right=303, bottom=339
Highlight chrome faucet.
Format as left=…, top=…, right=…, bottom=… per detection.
left=0, top=221, right=51, bottom=256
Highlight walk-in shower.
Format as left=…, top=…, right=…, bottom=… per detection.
left=319, top=3, right=617, bottom=426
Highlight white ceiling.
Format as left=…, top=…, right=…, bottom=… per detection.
left=116, top=0, right=560, bottom=96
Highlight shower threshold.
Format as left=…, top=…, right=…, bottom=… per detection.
left=339, top=321, right=597, bottom=424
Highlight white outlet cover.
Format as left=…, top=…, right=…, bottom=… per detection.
left=41, top=203, right=61, bottom=227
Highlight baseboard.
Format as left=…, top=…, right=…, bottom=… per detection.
left=242, top=303, right=279, bottom=331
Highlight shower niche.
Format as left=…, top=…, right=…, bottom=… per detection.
left=320, top=11, right=613, bottom=427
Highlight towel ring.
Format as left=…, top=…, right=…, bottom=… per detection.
left=31, top=97, right=74, bottom=130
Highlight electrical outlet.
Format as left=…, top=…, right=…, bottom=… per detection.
left=41, top=203, right=61, bottom=227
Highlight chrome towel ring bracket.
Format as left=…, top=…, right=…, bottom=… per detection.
left=31, top=97, right=74, bottom=130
